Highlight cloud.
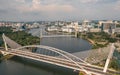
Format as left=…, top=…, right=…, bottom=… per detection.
left=15, top=0, right=25, bottom=3
left=0, top=0, right=120, bottom=21
left=79, top=0, right=98, bottom=3
left=114, top=0, right=120, bottom=10
left=17, top=0, right=75, bottom=13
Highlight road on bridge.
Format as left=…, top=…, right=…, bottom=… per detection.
left=4, top=49, right=111, bottom=75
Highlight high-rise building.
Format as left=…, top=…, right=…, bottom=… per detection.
left=82, top=20, right=90, bottom=27
left=101, top=22, right=116, bottom=34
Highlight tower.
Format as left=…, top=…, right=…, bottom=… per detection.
left=40, top=29, right=42, bottom=39
left=74, top=22, right=78, bottom=37
left=2, top=33, right=8, bottom=51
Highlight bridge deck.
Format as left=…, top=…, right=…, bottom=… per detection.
left=2, top=34, right=118, bottom=75
left=6, top=49, right=110, bottom=75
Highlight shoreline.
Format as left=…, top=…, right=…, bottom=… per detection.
left=86, top=38, right=95, bottom=45
left=77, top=32, right=120, bottom=49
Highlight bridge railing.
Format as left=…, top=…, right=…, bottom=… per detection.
left=15, top=45, right=91, bottom=74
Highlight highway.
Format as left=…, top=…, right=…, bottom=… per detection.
left=3, top=49, right=110, bottom=75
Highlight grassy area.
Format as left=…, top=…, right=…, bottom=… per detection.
left=0, top=27, right=40, bottom=60
left=78, top=31, right=120, bottom=72
left=0, top=27, right=40, bottom=46
left=0, top=54, right=14, bottom=60
left=78, top=32, right=120, bottom=72
left=109, top=50, right=120, bottom=71
left=78, top=32, right=117, bottom=49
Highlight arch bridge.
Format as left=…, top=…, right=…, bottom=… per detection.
left=1, top=34, right=115, bottom=75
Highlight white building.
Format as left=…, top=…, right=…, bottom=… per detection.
left=89, top=28, right=101, bottom=32
left=47, top=26, right=58, bottom=31
left=61, top=26, right=74, bottom=33
left=101, top=22, right=116, bottom=34
left=99, top=20, right=113, bottom=26
left=115, top=28, right=120, bottom=34
left=82, top=20, right=91, bottom=27
left=65, top=22, right=79, bottom=28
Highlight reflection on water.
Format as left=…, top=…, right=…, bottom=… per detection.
left=29, top=28, right=92, bottom=53
left=0, top=27, right=92, bottom=75
left=0, top=56, right=78, bottom=75
left=40, top=37, right=92, bottom=53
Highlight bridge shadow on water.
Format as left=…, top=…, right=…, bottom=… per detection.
left=9, top=56, right=79, bottom=75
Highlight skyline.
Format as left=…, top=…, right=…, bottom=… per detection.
left=0, top=0, right=120, bottom=21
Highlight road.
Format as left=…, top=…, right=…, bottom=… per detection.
left=2, top=49, right=111, bottom=75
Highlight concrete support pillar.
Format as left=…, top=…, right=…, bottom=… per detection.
left=103, top=43, right=115, bottom=72
left=75, top=24, right=78, bottom=38
left=40, top=29, right=42, bottom=39
left=75, top=31, right=77, bottom=38
left=2, top=33, right=8, bottom=51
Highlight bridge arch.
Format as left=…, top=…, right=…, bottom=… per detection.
left=14, top=45, right=90, bottom=74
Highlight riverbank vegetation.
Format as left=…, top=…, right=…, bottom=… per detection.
left=0, top=27, right=40, bottom=46
left=110, top=50, right=120, bottom=71
left=77, top=32, right=117, bottom=49
left=96, top=50, right=120, bottom=72
left=0, top=27, right=40, bottom=60
left=77, top=32, right=120, bottom=72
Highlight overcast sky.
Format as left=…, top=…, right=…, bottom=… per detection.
left=0, top=0, right=120, bottom=21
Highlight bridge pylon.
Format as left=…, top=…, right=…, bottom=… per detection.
left=74, top=22, right=78, bottom=38
left=103, top=43, right=115, bottom=72
left=2, top=33, right=8, bottom=51
left=40, top=29, right=42, bottom=39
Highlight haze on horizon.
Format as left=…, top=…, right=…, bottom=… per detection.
left=0, top=0, right=120, bottom=21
